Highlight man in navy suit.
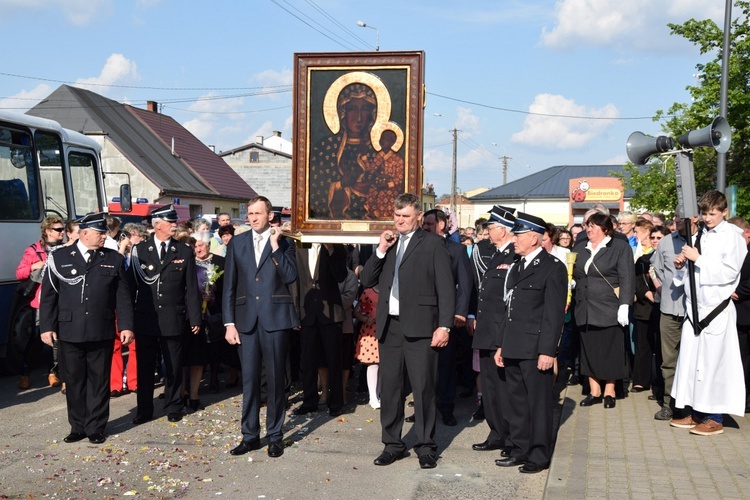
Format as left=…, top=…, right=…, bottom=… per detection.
left=422, top=209, right=473, bottom=426
left=361, top=193, right=455, bottom=469
left=224, top=196, right=299, bottom=458
left=40, top=212, right=134, bottom=444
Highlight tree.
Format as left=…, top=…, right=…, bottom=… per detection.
left=614, top=160, right=676, bottom=214
left=624, top=1, right=750, bottom=215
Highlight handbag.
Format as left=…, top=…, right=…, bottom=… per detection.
left=591, top=260, right=620, bottom=299
left=16, top=279, right=37, bottom=297
left=205, top=313, right=225, bottom=344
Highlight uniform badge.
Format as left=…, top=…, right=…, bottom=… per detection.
left=148, top=265, right=154, bottom=270
left=148, top=246, right=154, bottom=252
left=533, top=258, right=540, bottom=266
left=71, top=269, right=77, bottom=275
left=171, top=246, right=177, bottom=253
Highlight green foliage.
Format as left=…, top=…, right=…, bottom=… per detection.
left=613, top=161, right=676, bottom=214
left=623, top=1, right=750, bottom=216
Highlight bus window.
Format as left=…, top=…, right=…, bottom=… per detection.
left=35, top=131, right=68, bottom=220
left=0, top=126, right=39, bottom=220
left=68, top=151, right=100, bottom=217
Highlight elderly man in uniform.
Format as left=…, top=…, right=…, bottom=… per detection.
left=130, top=204, right=202, bottom=425
left=494, top=212, right=567, bottom=473
left=39, top=213, right=134, bottom=444
left=471, top=205, right=516, bottom=453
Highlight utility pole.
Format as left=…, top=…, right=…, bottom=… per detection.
left=501, top=155, right=511, bottom=185
left=717, top=0, right=732, bottom=192
left=451, top=128, right=458, bottom=216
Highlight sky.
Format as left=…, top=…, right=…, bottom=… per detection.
left=0, top=0, right=731, bottom=198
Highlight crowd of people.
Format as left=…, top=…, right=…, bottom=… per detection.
left=17, top=189, right=750, bottom=471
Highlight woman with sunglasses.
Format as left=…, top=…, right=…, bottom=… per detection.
left=15, top=216, right=65, bottom=390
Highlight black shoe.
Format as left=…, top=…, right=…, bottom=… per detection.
left=472, top=404, right=485, bottom=421
left=110, top=390, right=123, bottom=398
left=267, top=441, right=284, bottom=458
left=442, top=414, right=457, bottom=426
left=88, top=433, right=106, bottom=444
left=500, top=449, right=512, bottom=458
left=292, top=405, right=317, bottom=416
left=471, top=441, right=504, bottom=451
left=567, top=375, right=580, bottom=386
left=419, top=454, right=437, bottom=469
left=168, top=413, right=182, bottom=422
left=648, top=394, right=657, bottom=401
left=630, top=385, right=649, bottom=393
left=603, top=396, right=616, bottom=409
left=329, top=408, right=343, bottom=417
left=519, top=462, right=546, bottom=474
left=230, top=439, right=262, bottom=456
left=132, top=415, right=152, bottom=426
left=404, top=414, right=415, bottom=423
left=63, top=432, right=87, bottom=443
left=579, top=394, right=603, bottom=407
left=188, top=399, right=204, bottom=412
left=373, top=450, right=406, bottom=466
left=495, top=456, right=527, bottom=467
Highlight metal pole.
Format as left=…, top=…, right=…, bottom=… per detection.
left=717, top=0, right=732, bottom=192
left=451, top=128, right=457, bottom=216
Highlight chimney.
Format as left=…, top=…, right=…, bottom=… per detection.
left=256, top=135, right=264, bottom=145
left=273, top=130, right=282, bottom=138
left=147, top=101, right=158, bottom=113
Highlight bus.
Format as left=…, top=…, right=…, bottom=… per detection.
left=0, top=110, right=127, bottom=373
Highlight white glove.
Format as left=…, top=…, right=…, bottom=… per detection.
left=569, top=279, right=576, bottom=290
left=617, top=304, right=629, bottom=327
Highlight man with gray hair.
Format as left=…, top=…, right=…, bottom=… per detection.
left=130, top=204, right=202, bottom=425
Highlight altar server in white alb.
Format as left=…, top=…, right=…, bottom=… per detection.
left=670, top=190, right=748, bottom=436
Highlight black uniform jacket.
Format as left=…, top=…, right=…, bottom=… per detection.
left=497, top=249, right=567, bottom=359
left=294, top=244, right=348, bottom=325
left=472, top=242, right=515, bottom=350
left=40, top=246, right=134, bottom=342
left=129, top=236, right=202, bottom=337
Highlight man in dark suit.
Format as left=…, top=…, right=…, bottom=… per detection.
left=360, top=193, right=455, bottom=469
left=494, top=212, right=567, bottom=474
left=130, top=204, right=202, bottom=425
left=470, top=205, right=516, bottom=453
left=224, top=196, right=299, bottom=458
left=422, top=209, right=473, bottom=426
left=293, top=243, right=348, bottom=417
left=40, top=213, right=134, bottom=444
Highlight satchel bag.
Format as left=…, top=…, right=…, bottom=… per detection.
left=16, top=279, right=37, bottom=297
left=205, top=313, right=225, bottom=344
left=591, top=261, right=620, bottom=299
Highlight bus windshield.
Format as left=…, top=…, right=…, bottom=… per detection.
left=0, top=126, right=40, bottom=220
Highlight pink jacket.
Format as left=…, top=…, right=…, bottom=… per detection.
left=16, top=240, right=48, bottom=309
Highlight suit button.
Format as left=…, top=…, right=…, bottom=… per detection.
left=255, top=278, right=259, bottom=282
left=159, top=294, right=163, bottom=297
left=256, top=296, right=260, bottom=300
left=85, top=312, right=89, bottom=315
left=158, top=305, right=162, bottom=309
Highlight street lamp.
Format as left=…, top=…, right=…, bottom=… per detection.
left=356, top=20, right=379, bottom=51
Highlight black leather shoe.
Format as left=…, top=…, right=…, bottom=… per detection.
left=88, top=433, right=106, bottom=444
left=373, top=450, right=405, bottom=466
left=579, top=394, right=603, bottom=407
left=495, top=456, right=527, bottom=467
left=419, top=454, right=437, bottom=469
left=519, top=462, right=546, bottom=474
left=442, top=414, right=457, bottom=426
left=167, top=412, right=182, bottom=422
left=603, top=396, right=616, bottom=409
left=292, top=405, right=317, bottom=416
left=472, top=405, right=485, bottom=420
left=630, top=386, right=649, bottom=393
left=329, top=408, right=343, bottom=417
left=230, top=439, right=262, bottom=456
left=110, top=390, right=123, bottom=398
left=500, top=449, right=512, bottom=458
left=132, top=415, right=152, bottom=425
left=63, top=432, right=87, bottom=443
left=472, top=441, right=504, bottom=451
left=267, top=441, right=284, bottom=458
left=404, top=414, right=415, bottom=423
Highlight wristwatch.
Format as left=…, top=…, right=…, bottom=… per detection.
left=440, top=326, right=451, bottom=333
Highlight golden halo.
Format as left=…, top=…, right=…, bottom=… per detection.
left=370, top=120, right=404, bottom=153
left=322, top=71, right=393, bottom=142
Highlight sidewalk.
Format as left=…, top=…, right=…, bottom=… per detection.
left=546, top=387, right=750, bottom=499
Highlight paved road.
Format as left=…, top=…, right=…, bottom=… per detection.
left=0, top=368, right=549, bottom=499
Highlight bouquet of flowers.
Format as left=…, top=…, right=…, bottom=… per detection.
left=202, top=264, right=224, bottom=314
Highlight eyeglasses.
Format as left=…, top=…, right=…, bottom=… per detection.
left=558, top=236, right=571, bottom=240
left=49, top=227, right=64, bottom=233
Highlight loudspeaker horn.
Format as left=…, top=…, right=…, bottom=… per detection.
left=626, top=132, right=673, bottom=165
left=677, top=116, right=731, bottom=153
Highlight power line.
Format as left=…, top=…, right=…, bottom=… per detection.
left=304, top=0, right=372, bottom=50
left=269, top=0, right=360, bottom=51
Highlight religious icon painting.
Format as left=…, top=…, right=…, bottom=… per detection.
left=292, top=51, right=425, bottom=242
